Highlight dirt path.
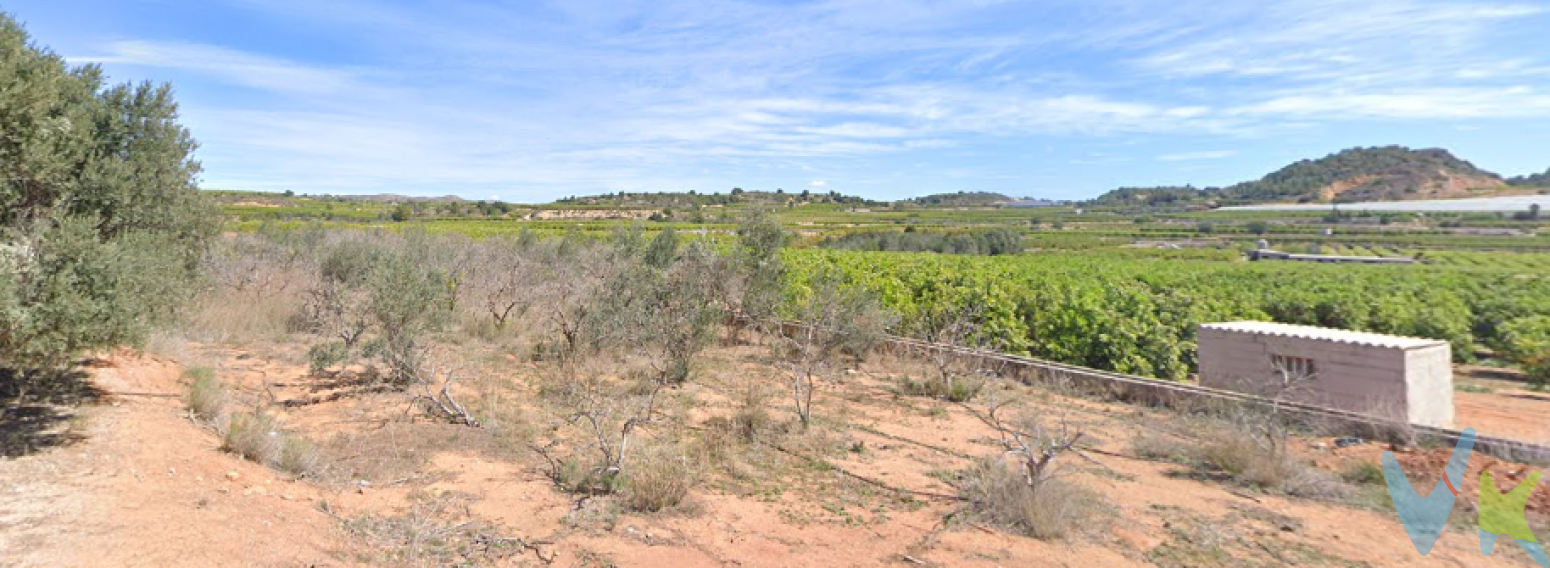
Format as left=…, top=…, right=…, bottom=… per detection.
left=0, top=354, right=339, bottom=567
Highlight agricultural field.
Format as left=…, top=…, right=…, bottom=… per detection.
left=218, top=190, right=1550, bottom=385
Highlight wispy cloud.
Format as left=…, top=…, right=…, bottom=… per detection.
left=1132, top=0, right=1546, bottom=83
left=73, top=40, right=361, bottom=96
left=1229, top=87, right=1550, bottom=119
left=1158, top=150, right=1237, bottom=162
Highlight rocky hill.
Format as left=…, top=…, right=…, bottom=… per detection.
left=1092, top=146, right=1514, bottom=207
left=1223, top=146, right=1505, bottom=203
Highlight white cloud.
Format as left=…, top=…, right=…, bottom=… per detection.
left=1132, top=0, right=1546, bottom=83
left=1230, top=88, right=1550, bottom=119
left=1158, top=150, right=1237, bottom=162
left=73, top=41, right=360, bottom=96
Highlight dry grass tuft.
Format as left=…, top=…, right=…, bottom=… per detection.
left=326, top=490, right=534, bottom=566
left=222, top=411, right=279, bottom=463
left=1130, top=432, right=1192, bottom=464
left=729, top=380, right=779, bottom=445
left=959, top=456, right=1100, bottom=540
left=221, top=410, right=323, bottom=478
left=1184, top=431, right=1351, bottom=500
left=185, top=290, right=307, bottom=345
left=184, top=367, right=226, bottom=424
left=276, top=435, right=323, bottom=478
left=318, top=422, right=449, bottom=485
left=621, top=445, right=694, bottom=513
left=899, top=374, right=985, bottom=402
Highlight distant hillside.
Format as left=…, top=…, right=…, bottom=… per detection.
left=1223, top=147, right=1504, bottom=203
left=1091, top=146, right=1513, bottom=207
left=903, top=191, right=1010, bottom=207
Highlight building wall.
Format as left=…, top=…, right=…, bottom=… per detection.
left=1198, top=327, right=1453, bottom=427
left=1403, top=346, right=1454, bottom=428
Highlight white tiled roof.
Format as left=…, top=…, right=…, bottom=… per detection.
left=1200, top=321, right=1447, bottom=350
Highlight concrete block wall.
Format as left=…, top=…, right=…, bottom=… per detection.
left=1404, top=346, right=1455, bottom=428
left=1198, top=325, right=1453, bottom=428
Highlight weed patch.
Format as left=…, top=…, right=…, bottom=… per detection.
left=958, top=456, right=1102, bottom=540
left=221, top=410, right=323, bottom=478
left=184, top=367, right=226, bottom=424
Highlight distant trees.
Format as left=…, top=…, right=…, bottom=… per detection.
left=1507, top=168, right=1550, bottom=187
left=1, top=14, right=215, bottom=397
left=905, top=191, right=1011, bottom=207
left=817, top=227, right=1025, bottom=256
left=1087, top=186, right=1202, bottom=208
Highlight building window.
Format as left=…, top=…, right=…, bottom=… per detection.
left=1271, top=354, right=1317, bottom=380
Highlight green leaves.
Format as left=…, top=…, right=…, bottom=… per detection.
left=788, top=249, right=1549, bottom=382
left=1, top=15, right=213, bottom=388
left=1501, top=316, right=1550, bottom=386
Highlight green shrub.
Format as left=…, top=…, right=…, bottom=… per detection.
left=901, top=375, right=984, bottom=402
left=306, top=342, right=351, bottom=375
left=2, top=220, right=197, bottom=395
left=0, top=16, right=213, bottom=394
left=1502, top=316, right=1550, bottom=387
left=1340, top=461, right=1385, bottom=486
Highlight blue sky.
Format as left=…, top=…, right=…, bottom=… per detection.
left=11, top=0, right=1550, bottom=201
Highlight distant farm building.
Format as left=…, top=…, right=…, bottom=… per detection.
left=1197, top=321, right=1453, bottom=427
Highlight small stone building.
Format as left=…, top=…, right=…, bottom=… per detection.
left=1197, top=321, right=1453, bottom=427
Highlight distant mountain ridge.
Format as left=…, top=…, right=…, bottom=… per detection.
left=1091, top=146, right=1523, bottom=208
left=1509, top=168, right=1550, bottom=187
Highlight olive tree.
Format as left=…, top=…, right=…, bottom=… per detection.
left=728, top=209, right=788, bottom=341
left=1, top=15, right=215, bottom=397
left=298, top=234, right=451, bottom=383
left=773, top=270, right=893, bottom=427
